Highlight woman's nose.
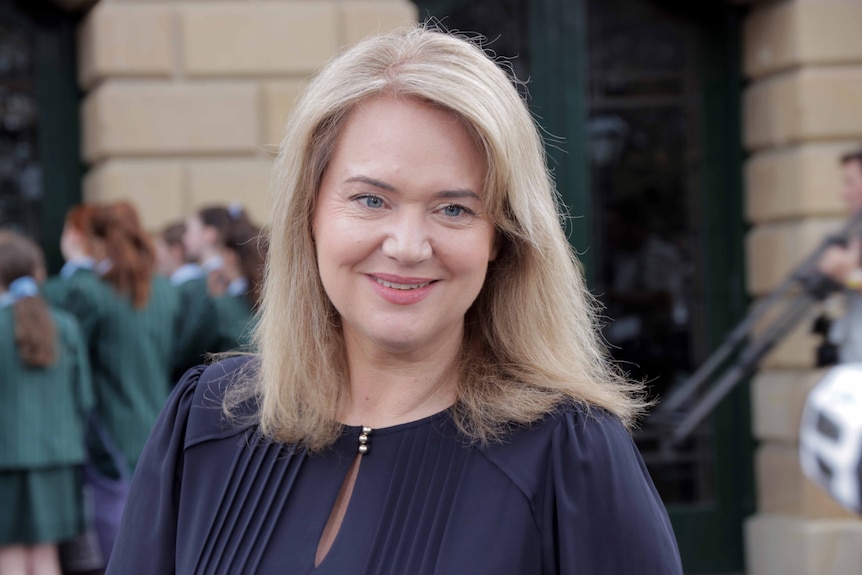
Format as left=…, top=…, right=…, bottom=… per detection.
left=381, top=212, right=432, bottom=264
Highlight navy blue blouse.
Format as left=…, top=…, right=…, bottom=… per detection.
left=107, top=357, right=682, bottom=574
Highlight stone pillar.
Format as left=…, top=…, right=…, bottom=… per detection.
left=78, top=0, right=417, bottom=230
left=742, top=1, right=862, bottom=573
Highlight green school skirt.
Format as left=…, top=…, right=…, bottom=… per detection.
left=0, top=466, right=85, bottom=545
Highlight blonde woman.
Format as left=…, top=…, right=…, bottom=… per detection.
left=108, top=26, right=682, bottom=574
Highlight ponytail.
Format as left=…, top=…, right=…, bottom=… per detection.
left=0, top=235, right=57, bottom=367
left=91, top=202, right=156, bottom=308
left=15, top=293, right=57, bottom=367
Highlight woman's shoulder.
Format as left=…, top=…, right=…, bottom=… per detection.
left=479, top=403, right=636, bottom=494
left=495, top=401, right=630, bottom=452
left=174, top=355, right=261, bottom=447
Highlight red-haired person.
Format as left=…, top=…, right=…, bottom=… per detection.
left=42, top=205, right=98, bottom=303
left=0, top=231, right=93, bottom=575
left=47, top=202, right=179, bottom=565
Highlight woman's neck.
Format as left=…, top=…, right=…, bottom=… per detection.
left=338, top=335, right=460, bottom=428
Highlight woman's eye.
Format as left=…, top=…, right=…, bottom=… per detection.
left=442, top=204, right=469, bottom=217
left=359, top=195, right=384, bottom=209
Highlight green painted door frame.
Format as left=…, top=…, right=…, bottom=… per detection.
left=527, top=0, right=593, bottom=279
left=416, top=1, right=753, bottom=571
left=10, top=0, right=82, bottom=272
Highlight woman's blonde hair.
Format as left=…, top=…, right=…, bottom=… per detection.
left=226, top=25, right=646, bottom=450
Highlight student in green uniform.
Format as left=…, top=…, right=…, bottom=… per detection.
left=183, top=205, right=237, bottom=276
left=41, top=205, right=98, bottom=304
left=152, top=221, right=185, bottom=279
left=46, top=202, right=179, bottom=563
left=0, top=230, right=93, bottom=575
left=208, top=221, right=267, bottom=352
left=175, top=205, right=254, bottom=363
left=155, top=221, right=219, bottom=382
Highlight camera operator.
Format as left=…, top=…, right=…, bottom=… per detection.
left=816, top=148, right=862, bottom=364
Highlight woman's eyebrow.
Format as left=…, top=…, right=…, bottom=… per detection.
left=435, top=189, right=481, bottom=200
left=345, top=176, right=480, bottom=200
left=345, top=175, right=396, bottom=192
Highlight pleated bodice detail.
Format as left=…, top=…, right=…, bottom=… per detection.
left=178, top=411, right=540, bottom=575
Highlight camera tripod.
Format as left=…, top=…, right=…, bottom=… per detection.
left=649, top=210, right=862, bottom=450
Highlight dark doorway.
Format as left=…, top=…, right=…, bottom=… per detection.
left=0, top=0, right=80, bottom=271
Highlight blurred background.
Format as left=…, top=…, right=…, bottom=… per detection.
left=3, top=0, right=862, bottom=573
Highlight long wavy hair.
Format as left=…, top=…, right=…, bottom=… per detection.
left=90, top=202, right=156, bottom=308
left=0, top=231, right=56, bottom=367
left=225, top=25, right=646, bottom=450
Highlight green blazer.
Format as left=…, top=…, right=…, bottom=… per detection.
left=45, top=269, right=179, bottom=472
left=0, top=306, right=93, bottom=469
left=212, top=293, right=257, bottom=353
left=171, top=276, right=220, bottom=382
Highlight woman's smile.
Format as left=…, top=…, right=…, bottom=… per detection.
left=367, top=274, right=438, bottom=305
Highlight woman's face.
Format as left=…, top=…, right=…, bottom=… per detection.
left=312, top=95, right=497, bottom=356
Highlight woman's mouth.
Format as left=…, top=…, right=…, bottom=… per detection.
left=374, top=278, right=433, bottom=290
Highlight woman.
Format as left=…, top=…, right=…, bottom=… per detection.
left=109, top=26, right=682, bottom=574
left=0, top=231, right=92, bottom=575
left=208, top=220, right=266, bottom=352
left=48, top=202, right=179, bottom=563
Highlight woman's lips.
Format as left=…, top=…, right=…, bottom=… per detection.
left=367, top=274, right=437, bottom=305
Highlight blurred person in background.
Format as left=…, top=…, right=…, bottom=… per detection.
left=41, top=206, right=98, bottom=304
left=155, top=220, right=219, bottom=382
left=152, top=222, right=186, bottom=280
left=817, top=148, right=862, bottom=363
left=183, top=204, right=248, bottom=276
left=173, top=205, right=251, bottom=377
left=0, top=230, right=93, bottom=575
left=207, top=220, right=266, bottom=352
left=45, top=202, right=179, bottom=565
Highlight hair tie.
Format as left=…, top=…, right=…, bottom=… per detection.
left=228, top=202, right=244, bottom=221
left=9, top=276, right=38, bottom=298
left=0, top=276, right=39, bottom=308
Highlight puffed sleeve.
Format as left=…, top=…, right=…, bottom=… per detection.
left=546, top=408, right=683, bottom=574
left=106, top=365, right=206, bottom=575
